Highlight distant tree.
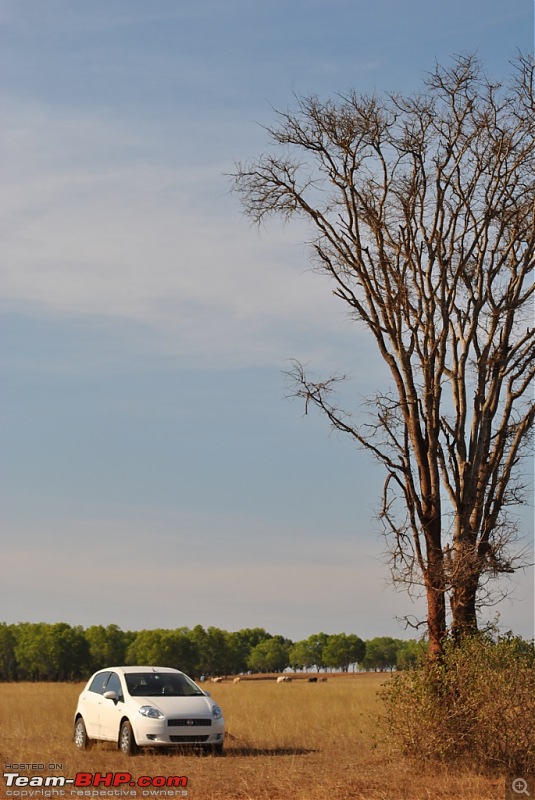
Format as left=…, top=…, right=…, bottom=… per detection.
left=53, top=623, right=91, bottom=680
left=304, top=633, right=330, bottom=671
left=396, top=638, right=427, bottom=670
left=0, top=623, right=18, bottom=681
left=363, top=637, right=400, bottom=671
left=288, top=639, right=317, bottom=671
left=232, top=54, right=535, bottom=657
left=14, top=623, right=90, bottom=681
left=202, top=627, right=236, bottom=676
left=126, top=628, right=199, bottom=675
left=227, top=627, right=272, bottom=674
left=323, top=633, right=366, bottom=671
left=247, top=637, right=291, bottom=673
left=186, top=625, right=236, bottom=677
left=85, top=624, right=131, bottom=671
left=126, top=628, right=162, bottom=665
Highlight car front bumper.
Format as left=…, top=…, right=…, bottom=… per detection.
left=133, top=717, right=225, bottom=747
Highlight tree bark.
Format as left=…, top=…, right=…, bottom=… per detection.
left=450, top=578, right=479, bottom=641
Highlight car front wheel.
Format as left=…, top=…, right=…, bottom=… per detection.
left=73, top=717, right=91, bottom=750
left=119, top=720, right=137, bottom=755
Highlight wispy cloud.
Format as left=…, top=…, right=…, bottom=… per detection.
left=1, top=102, right=364, bottom=370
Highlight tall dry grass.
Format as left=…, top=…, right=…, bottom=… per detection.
left=383, top=635, right=535, bottom=775
left=0, top=676, right=504, bottom=799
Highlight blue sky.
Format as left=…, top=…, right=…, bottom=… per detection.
left=1, top=0, right=533, bottom=642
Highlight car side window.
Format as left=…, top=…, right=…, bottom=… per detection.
left=88, top=671, right=112, bottom=694
left=105, top=672, right=123, bottom=702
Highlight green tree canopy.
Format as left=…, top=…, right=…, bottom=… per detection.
left=323, top=633, right=366, bottom=671
left=363, top=637, right=400, bottom=671
left=247, top=637, right=291, bottom=673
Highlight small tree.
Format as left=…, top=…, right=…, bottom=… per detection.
left=188, top=625, right=236, bottom=677
left=227, top=627, right=272, bottom=674
left=323, top=632, right=366, bottom=671
left=305, top=632, right=330, bottom=671
left=288, top=639, right=316, bottom=671
left=233, top=54, right=535, bottom=656
left=85, top=624, right=130, bottom=671
left=0, top=623, right=18, bottom=681
left=383, top=634, right=535, bottom=771
left=247, top=637, right=290, bottom=673
left=363, top=637, right=399, bottom=671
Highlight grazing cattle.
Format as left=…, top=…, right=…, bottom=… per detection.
left=211, top=677, right=223, bottom=683
left=233, top=676, right=241, bottom=684
left=320, top=677, right=328, bottom=682
left=307, top=676, right=318, bottom=683
left=276, top=675, right=292, bottom=683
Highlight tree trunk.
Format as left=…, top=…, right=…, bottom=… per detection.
left=425, top=579, right=447, bottom=659
left=422, top=502, right=447, bottom=657
left=450, top=578, right=479, bottom=641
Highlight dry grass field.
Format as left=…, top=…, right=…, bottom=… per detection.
left=0, top=676, right=505, bottom=800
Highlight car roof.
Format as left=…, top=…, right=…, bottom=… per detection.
left=95, top=666, right=183, bottom=675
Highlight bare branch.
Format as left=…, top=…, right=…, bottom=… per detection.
left=232, top=53, right=535, bottom=654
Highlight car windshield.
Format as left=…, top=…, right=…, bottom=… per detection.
left=125, top=672, right=205, bottom=697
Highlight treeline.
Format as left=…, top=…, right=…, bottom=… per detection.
left=0, top=622, right=425, bottom=682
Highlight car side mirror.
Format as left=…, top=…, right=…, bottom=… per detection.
left=103, top=690, right=117, bottom=701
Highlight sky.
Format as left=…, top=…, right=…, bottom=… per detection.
left=1, top=0, right=534, bottom=644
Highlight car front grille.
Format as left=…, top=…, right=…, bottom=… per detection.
left=169, top=734, right=210, bottom=743
left=168, top=718, right=212, bottom=727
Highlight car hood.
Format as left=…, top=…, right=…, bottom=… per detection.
left=130, top=695, right=216, bottom=717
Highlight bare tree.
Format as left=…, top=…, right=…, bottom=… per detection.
left=232, top=54, right=535, bottom=657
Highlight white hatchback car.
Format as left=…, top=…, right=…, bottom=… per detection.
left=74, top=666, right=225, bottom=755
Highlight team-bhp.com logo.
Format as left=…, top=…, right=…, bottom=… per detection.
left=3, top=771, right=188, bottom=797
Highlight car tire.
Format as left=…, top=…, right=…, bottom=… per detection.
left=210, top=743, right=224, bottom=756
left=73, top=717, right=91, bottom=750
left=119, top=720, right=137, bottom=755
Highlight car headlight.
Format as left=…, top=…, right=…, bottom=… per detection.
left=138, top=706, right=164, bottom=719
left=212, top=704, right=223, bottom=720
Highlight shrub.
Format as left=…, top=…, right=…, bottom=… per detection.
left=382, top=633, right=535, bottom=773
